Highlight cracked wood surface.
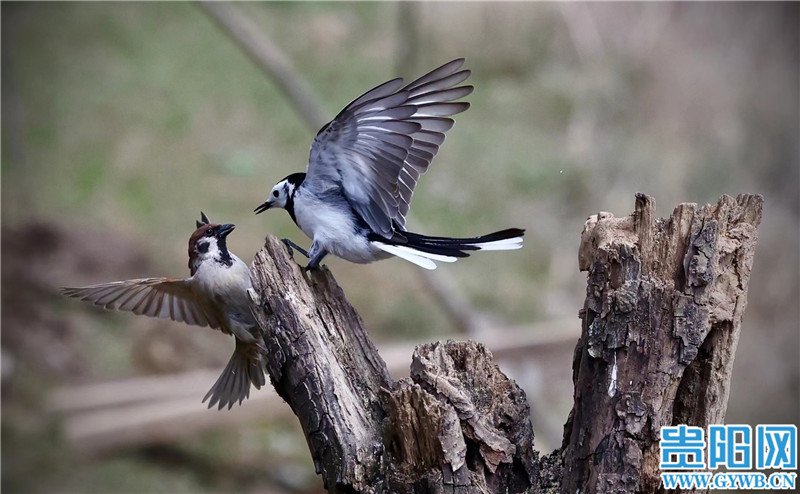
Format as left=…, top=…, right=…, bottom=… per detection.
left=247, top=192, right=761, bottom=493
left=249, top=237, right=391, bottom=491
left=249, top=236, right=538, bottom=493
left=564, top=193, right=763, bottom=494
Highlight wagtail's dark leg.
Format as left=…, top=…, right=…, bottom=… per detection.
left=281, top=238, right=309, bottom=258
left=305, top=242, right=328, bottom=271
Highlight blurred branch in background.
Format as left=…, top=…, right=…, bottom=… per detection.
left=197, top=0, right=507, bottom=336
left=395, top=2, right=421, bottom=77
left=197, top=1, right=327, bottom=132
left=558, top=2, right=605, bottom=63
left=49, top=320, right=576, bottom=455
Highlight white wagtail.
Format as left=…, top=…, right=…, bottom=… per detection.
left=254, top=59, right=524, bottom=270
left=62, top=213, right=267, bottom=410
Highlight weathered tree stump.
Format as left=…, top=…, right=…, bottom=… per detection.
left=563, top=193, right=763, bottom=493
left=249, top=237, right=536, bottom=492
left=248, top=238, right=391, bottom=491
left=248, top=193, right=762, bottom=494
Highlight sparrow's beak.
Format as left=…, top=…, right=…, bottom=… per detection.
left=254, top=200, right=272, bottom=215
left=218, top=223, right=235, bottom=238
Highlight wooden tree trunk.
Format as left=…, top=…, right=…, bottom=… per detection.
left=562, top=193, right=763, bottom=494
left=248, top=193, right=762, bottom=493
left=248, top=239, right=391, bottom=491
left=249, top=238, right=537, bottom=492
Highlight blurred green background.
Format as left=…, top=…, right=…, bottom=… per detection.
left=2, top=2, right=797, bottom=493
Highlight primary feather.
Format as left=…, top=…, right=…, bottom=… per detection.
left=306, top=58, right=473, bottom=238
left=61, top=278, right=225, bottom=330
left=257, top=61, right=526, bottom=271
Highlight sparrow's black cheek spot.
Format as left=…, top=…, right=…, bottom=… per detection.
left=197, top=242, right=210, bottom=254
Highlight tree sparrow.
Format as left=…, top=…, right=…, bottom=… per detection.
left=62, top=213, right=267, bottom=410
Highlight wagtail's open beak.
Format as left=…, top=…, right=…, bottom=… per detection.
left=218, top=223, right=235, bottom=238
left=254, top=201, right=271, bottom=215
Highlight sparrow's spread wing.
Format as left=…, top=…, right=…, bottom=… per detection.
left=62, top=278, right=226, bottom=331
left=305, top=59, right=472, bottom=237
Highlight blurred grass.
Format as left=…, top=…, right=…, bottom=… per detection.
left=2, top=2, right=798, bottom=493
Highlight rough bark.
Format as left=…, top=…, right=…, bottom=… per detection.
left=562, top=193, right=763, bottom=494
left=249, top=237, right=536, bottom=493
left=383, top=341, right=538, bottom=492
left=249, top=238, right=391, bottom=492
left=247, top=193, right=762, bottom=494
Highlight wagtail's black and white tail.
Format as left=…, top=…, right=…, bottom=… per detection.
left=372, top=228, right=525, bottom=270
left=258, top=60, right=528, bottom=271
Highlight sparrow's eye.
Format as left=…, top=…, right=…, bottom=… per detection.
left=205, top=229, right=215, bottom=237
left=273, top=190, right=280, bottom=198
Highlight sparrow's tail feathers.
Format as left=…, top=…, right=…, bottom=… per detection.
left=373, top=228, right=525, bottom=269
left=203, top=339, right=267, bottom=411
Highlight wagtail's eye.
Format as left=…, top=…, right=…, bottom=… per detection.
left=273, top=190, right=279, bottom=198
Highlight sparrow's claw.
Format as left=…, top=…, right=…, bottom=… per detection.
left=281, top=239, right=309, bottom=259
